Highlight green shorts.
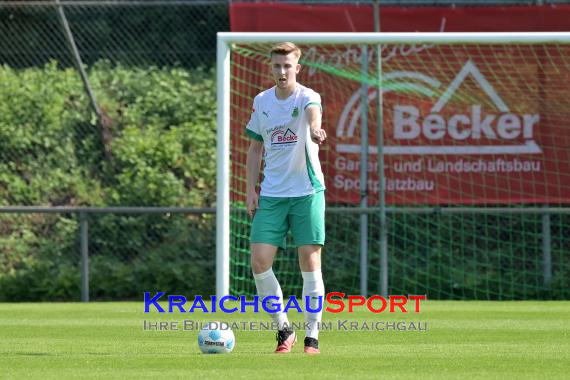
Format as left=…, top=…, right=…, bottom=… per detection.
left=250, top=191, right=325, bottom=249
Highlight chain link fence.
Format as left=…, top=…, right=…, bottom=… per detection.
left=1, top=0, right=228, bottom=69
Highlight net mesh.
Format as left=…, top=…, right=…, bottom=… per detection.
left=228, top=41, right=570, bottom=300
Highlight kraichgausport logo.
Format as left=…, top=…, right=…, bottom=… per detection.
left=143, top=292, right=426, bottom=314
left=336, top=60, right=541, bottom=155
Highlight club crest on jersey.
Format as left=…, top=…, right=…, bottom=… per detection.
left=291, top=107, right=299, bottom=118
left=270, top=128, right=298, bottom=148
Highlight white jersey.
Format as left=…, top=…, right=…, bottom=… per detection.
left=245, top=84, right=325, bottom=197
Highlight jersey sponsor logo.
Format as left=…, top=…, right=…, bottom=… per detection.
left=270, top=128, right=298, bottom=147
left=336, top=60, right=541, bottom=156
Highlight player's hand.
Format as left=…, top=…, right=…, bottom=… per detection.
left=246, top=192, right=259, bottom=218
left=310, top=128, right=327, bottom=145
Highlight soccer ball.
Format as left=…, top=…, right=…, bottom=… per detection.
left=197, top=322, right=235, bottom=354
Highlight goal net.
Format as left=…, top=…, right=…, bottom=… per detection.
left=217, top=33, right=570, bottom=300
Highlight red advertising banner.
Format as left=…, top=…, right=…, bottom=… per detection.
left=230, top=4, right=570, bottom=205
left=230, top=4, right=570, bottom=33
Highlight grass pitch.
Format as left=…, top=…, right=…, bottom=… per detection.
left=0, top=300, right=568, bottom=379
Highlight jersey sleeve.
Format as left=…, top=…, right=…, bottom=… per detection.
left=303, top=90, right=322, bottom=113
left=245, top=96, right=263, bottom=142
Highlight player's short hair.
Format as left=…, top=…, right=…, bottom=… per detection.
left=270, top=42, right=301, bottom=60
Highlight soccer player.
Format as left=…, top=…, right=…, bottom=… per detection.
left=245, top=42, right=326, bottom=354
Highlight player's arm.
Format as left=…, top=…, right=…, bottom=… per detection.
left=246, top=139, right=264, bottom=217
left=306, top=105, right=326, bottom=144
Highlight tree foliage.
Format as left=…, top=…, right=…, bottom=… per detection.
left=0, top=62, right=217, bottom=300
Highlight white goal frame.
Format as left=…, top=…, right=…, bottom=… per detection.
left=216, top=32, right=570, bottom=297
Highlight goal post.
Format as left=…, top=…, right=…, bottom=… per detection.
left=217, top=32, right=570, bottom=299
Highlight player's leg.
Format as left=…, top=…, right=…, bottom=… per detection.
left=290, top=191, right=325, bottom=354
left=298, top=245, right=324, bottom=354
left=250, top=196, right=295, bottom=353
left=251, top=243, right=288, bottom=328
left=251, top=243, right=296, bottom=353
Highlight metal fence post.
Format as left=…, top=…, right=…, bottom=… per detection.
left=79, top=211, right=89, bottom=302
left=542, top=208, right=552, bottom=288
left=359, top=45, right=369, bottom=298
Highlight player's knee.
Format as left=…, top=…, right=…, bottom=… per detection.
left=250, top=253, right=273, bottom=274
left=298, top=245, right=321, bottom=271
left=250, top=244, right=278, bottom=273
left=298, top=244, right=321, bottom=256
left=251, top=259, right=271, bottom=274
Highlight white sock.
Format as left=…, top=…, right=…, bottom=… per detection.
left=253, top=268, right=289, bottom=330
left=302, top=270, right=324, bottom=339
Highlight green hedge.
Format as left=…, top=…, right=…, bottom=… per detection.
left=0, top=62, right=217, bottom=300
